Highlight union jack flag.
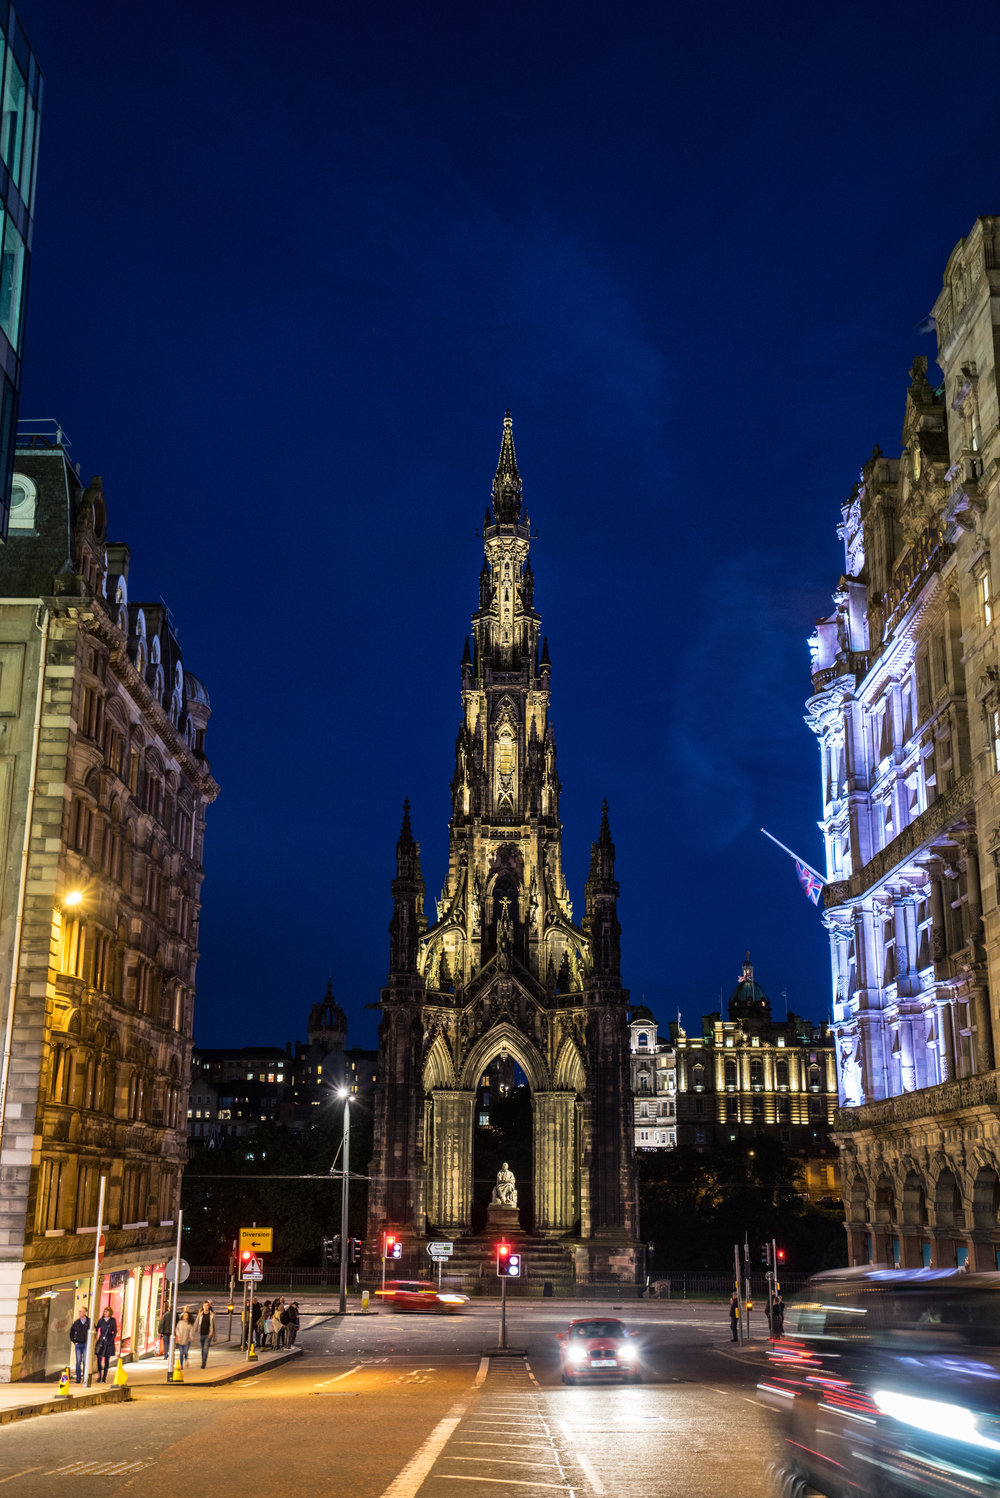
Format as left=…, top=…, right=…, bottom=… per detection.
left=795, top=860, right=824, bottom=906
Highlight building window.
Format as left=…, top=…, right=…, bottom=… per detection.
left=640, top=1102, right=649, bottom=1118
left=724, top=1059, right=737, bottom=1090
left=981, top=568, right=993, bottom=628
left=776, top=1058, right=789, bottom=1089
left=637, top=1032, right=648, bottom=1048
left=992, top=708, right=1000, bottom=777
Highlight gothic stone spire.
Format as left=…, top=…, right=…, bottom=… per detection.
left=491, top=411, right=523, bottom=523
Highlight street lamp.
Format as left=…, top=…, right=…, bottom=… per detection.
left=337, top=1088, right=352, bottom=1316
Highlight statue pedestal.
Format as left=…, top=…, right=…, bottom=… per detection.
left=486, top=1204, right=521, bottom=1235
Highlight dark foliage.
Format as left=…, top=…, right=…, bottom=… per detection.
left=181, top=1099, right=374, bottom=1265
left=638, top=1140, right=847, bottom=1273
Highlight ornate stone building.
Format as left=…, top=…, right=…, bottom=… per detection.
left=368, top=415, right=637, bottom=1280
left=0, top=431, right=217, bottom=1379
left=671, top=955, right=838, bottom=1155
left=629, top=1003, right=677, bottom=1150
left=810, top=217, right=1000, bottom=1270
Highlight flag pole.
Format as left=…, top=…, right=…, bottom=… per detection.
left=760, top=828, right=825, bottom=884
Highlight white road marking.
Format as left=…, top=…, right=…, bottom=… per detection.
left=474, top=1357, right=489, bottom=1386
left=315, top=1364, right=364, bottom=1386
left=0, top=1470, right=40, bottom=1485
left=377, top=1400, right=469, bottom=1498
left=437, top=1478, right=570, bottom=1490
left=48, top=1462, right=149, bottom=1476
left=448, top=1457, right=560, bottom=1468
left=576, top=1454, right=605, bottom=1496
left=456, top=1442, right=555, bottom=1450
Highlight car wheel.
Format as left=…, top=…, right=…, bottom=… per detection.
left=562, top=1371, right=574, bottom=1385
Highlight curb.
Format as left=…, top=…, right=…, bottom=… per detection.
left=0, top=1386, right=131, bottom=1424
left=135, top=1345, right=304, bottom=1388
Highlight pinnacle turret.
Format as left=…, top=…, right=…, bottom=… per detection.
left=491, top=411, right=522, bottom=523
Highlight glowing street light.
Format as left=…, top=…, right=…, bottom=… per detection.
left=336, top=1087, right=353, bottom=1317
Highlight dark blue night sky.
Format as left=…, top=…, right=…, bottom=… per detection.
left=15, top=0, right=1000, bottom=1050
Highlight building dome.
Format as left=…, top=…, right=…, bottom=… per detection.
left=184, top=670, right=211, bottom=709
left=630, top=1002, right=657, bottom=1024
left=728, top=951, right=770, bottom=1020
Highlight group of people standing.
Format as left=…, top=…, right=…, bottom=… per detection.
left=247, top=1296, right=299, bottom=1350
left=68, top=1305, right=119, bottom=1383
left=728, top=1289, right=785, bottom=1342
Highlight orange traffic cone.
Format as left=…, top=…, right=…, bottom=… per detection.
left=171, top=1351, right=184, bottom=1383
left=56, top=1366, right=70, bottom=1398
left=248, top=1340, right=257, bottom=1361
left=113, top=1356, right=128, bottom=1386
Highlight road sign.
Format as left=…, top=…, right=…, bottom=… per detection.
left=427, top=1241, right=453, bottom=1256
left=240, top=1254, right=263, bottom=1282
left=166, top=1258, right=190, bottom=1283
left=240, top=1227, right=273, bottom=1253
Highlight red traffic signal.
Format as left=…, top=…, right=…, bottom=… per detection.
left=384, top=1232, right=402, bottom=1260
left=241, top=1249, right=252, bottom=1263
left=496, top=1242, right=511, bottom=1276
left=776, top=1247, right=786, bottom=1263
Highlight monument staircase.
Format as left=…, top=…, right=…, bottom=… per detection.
left=434, top=1233, right=577, bottom=1295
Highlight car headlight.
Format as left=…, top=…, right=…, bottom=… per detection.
left=618, top=1341, right=638, bottom=1361
left=436, top=1294, right=465, bottom=1305
left=872, top=1390, right=1000, bottom=1452
left=567, top=1343, right=588, bottom=1365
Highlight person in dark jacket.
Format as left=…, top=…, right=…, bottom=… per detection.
left=196, top=1302, right=216, bottom=1368
left=69, top=1307, right=90, bottom=1382
left=94, top=1306, right=117, bottom=1382
left=286, top=1302, right=300, bottom=1346
left=157, top=1304, right=173, bottom=1356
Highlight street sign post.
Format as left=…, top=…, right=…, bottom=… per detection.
left=240, top=1254, right=263, bottom=1282
left=239, top=1227, right=273, bottom=1253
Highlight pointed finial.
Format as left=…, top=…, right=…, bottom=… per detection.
left=491, top=411, right=522, bottom=523
left=461, top=636, right=471, bottom=664
left=399, top=798, right=415, bottom=846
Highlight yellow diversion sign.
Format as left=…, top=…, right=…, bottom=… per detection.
left=239, top=1227, right=273, bottom=1253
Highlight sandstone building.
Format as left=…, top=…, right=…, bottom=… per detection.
left=810, top=217, right=1000, bottom=1270
left=629, top=1003, right=677, bottom=1150
left=0, top=430, right=217, bottom=1379
left=671, top=955, right=838, bottom=1155
left=368, top=415, right=636, bottom=1282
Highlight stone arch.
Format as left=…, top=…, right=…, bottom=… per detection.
left=972, top=1163, right=1000, bottom=1232
left=422, top=1033, right=457, bottom=1090
left=459, top=1020, right=550, bottom=1095
left=874, top=1170, right=896, bottom=1223
left=933, top=1164, right=964, bottom=1229
left=553, top=1036, right=586, bottom=1091
left=901, top=1167, right=928, bottom=1227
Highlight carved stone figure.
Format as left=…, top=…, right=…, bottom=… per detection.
left=491, top=1162, right=517, bottom=1208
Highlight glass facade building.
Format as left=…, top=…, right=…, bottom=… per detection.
left=0, top=4, right=39, bottom=537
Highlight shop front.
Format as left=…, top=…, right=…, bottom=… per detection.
left=20, top=1256, right=167, bottom=1380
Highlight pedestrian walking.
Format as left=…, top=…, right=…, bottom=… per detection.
left=94, top=1306, right=117, bottom=1382
left=69, top=1306, right=91, bottom=1382
left=729, top=1290, right=740, bottom=1343
left=286, top=1302, right=300, bottom=1346
left=771, top=1292, right=784, bottom=1340
left=196, top=1301, right=216, bottom=1368
left=174, top=1309, right=195, bottom=1367
left=158, top=1303, right=173, bottom=1356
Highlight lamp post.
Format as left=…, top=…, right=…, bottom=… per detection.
left=337, top=1088, right=352, bottom=1316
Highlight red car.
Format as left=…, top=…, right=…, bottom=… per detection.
left=376, top=1280, right=469, bottom=1314
left=557, top=1317, right=641, bottom=1383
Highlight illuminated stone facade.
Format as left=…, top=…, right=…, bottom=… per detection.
left=369, top=416, right=636, bottom=1277
left=629, top=1005, right=677, bottom=1150
left=810, top=217, right=1000, bottom=1269
left=672, top=955, right=837, bottom=1152
left=0, top=434, right=217, bottom=1379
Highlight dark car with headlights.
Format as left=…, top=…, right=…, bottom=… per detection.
left=557, top=1317, right=641, bottom=1383
left=759, top=1267, right=1000, bottom=1498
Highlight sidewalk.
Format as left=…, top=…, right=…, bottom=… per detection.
left=0, top=1337, right=303, bottom=1425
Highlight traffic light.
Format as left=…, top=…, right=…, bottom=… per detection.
left=349, top=1237, right=361, bottom=1263
left=761, top=1244, right=771, bottom=1266
left=776, top=1247, right=786, bottom=1264
left=241, top=1249, right=253, bottom=1268
left=384, top=1232, right=402, bottom=1260
left=496, top=1242, right=520, bottom=1277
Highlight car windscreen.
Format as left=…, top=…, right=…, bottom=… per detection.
left=570, top=1321, right=624, bottom=1339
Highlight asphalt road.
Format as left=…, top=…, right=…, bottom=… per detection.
left=0, top=1300, right=782, bottom=1498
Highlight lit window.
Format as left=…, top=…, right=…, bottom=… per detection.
left=993, top=709, right=1000, bottom=776
left=246, top=1072, right=253, bottom=1080
left=982, top=570, right=993, bottom=627
left=276, top=1073, right=284, bottom=1082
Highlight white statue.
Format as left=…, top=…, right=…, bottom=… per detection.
left=491, top=1161, right=517, bottom=1208
left=839, top=1035, right=864, bottom=1106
